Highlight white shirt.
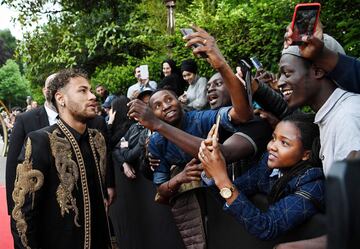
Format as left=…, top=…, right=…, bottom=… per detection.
left=44, top=104, right=58, bottom=125
left=314, top=88, right=360, bottom=175
left=186, top=76, right=208, bottom=110
left=127, top=81, right=157, bottom=99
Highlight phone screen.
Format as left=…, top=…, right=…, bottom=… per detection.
left=180, top=28, right=194, bottom=36
left=139, top=65, right=149, bottom=80
left=250, top=57, right=263, bottom=70
left=291, top=3, right=321, bottom=44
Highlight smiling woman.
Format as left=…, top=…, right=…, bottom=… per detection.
left=199, top=113, right=325, bottom=240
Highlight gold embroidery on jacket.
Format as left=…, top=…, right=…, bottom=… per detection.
left=12, top=138, right=44, bottom=249
left=49, top=128, right=80, bottom=227
left=57, top=120, right=92, bottom=249
left=89, top=129, right=107, bottom=182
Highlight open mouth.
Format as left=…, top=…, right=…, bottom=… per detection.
left=280, top=88, right=293, bottom=101
left=165, top=110, right=176, bottom=119
left=208, top=94, right=218, bottom=105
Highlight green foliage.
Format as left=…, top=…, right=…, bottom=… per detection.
left=2, top=0, right=359, bottom=99
left=0, top=29, right=17, bottom=66
left=91, top=63, right=135, bottom=96
left=0, top=59, right=30, bottom=108
left=320, top=0, right=360, bottom=55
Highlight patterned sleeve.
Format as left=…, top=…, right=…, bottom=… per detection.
left=233, top=153, right=269, bottom=196
left=12, top=137, right=45, bottom=249
left=224, top=172, right=324, bottom=240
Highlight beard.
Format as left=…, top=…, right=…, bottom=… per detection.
left=76, top=109, right=97, bottom=123
left=67, top=102, right=96, bottom=124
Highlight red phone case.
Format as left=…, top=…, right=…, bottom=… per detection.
left=290, top=3, right=321, bottom=44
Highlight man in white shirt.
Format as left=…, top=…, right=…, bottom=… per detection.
left=279, top=34, right=360, bottom=175
left=6, top=73, right=59, bottom=248
left=127, top=65, right=157, bottom=99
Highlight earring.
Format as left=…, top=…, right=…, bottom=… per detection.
left=60, top=102, right=65, bottom=107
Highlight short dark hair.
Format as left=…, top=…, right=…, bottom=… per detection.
left=95, top=84, right=105, bottom=89
left=133, top=65, right=141, bottom=74
left=149, top=88, right=178, bottom=108
left=49, top=68, right=88, bottom=111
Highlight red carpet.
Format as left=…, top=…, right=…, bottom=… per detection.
left=0, top=185, right=12, bottom=249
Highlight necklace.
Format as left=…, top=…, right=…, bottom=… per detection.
left=57, top=120, right=112, bottom=249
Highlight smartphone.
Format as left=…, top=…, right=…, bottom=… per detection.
left=250, top=57, right=263, bottom=70
left=238, top=59, right=251, bottom=76
left=139, top=65, right=149, bottom=80
left=180, top=28, right=208, bottom=58
left=238, top=59, right=253, bottom=110
left=290, top=3, right=321, bottom=45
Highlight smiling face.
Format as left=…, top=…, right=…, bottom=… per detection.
left=162, top=62, right=172, bottom=77
left=206, top=73, right=231, bottom=110
left=267, top=121, right=309, bottom=169
left=58, top=76, right=97, bottom=122
left=278, top=54, right=319, bottom=109
left=182, top=71, right=196, bottom=85
left=149, top=90, right=183, bottom=126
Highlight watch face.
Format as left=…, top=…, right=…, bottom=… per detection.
left=220, top=187, right=232, bottom=199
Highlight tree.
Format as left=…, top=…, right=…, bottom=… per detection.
left=0, top=29, right=17, bottom=66
left=0, top=59, right=30, bottom=108
left=3, top=0, right=359, bottom=97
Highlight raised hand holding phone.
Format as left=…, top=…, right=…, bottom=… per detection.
left=180, top=28, right=208, bottom=58
left=203, top=115, right=220, bottom=151
left=198, top=115, right=227, bottom=182
left=290, top=3, right=321, bottom=45
left=139, top=65, right=149, bottom=80
left=182, top=25, right=228, bottom=70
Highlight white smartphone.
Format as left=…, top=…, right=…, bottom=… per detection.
left=139, top=65, right=149, bottom=80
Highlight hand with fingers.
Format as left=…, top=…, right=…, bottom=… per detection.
left=182, top=25, right=227, bottom=70
left=103, top=187, right=116, bottom=213
left=127, top=99, right=161, bottom=131
left=123, top=162, right=136, bottom=179
left=178, top=92, right=188, bottom=104
left=198, top=124, right=227, bottom=183
left=175, top=158, right=203, bottom=184
left=148, top=152, right=160, bottom=171
left=107, top=109, right=116, bottom=125
left=284, top=22, right=324, bottom=61
left=253, top=109, right=280, bottom=130
left=104, top=187, right=116, bottom=207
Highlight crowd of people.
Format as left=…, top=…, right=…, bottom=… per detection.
left=4, top=18, right=360, bottom=249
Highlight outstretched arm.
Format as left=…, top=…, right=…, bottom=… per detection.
left=184, top=26, right=253, bottom=123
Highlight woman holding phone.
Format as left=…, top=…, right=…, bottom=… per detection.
left=198, top=113, right=325, bottom=240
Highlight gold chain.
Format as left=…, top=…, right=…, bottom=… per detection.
left=57, top=120, right=92, bottom=249
left=58, top=120, right=112, bottom=249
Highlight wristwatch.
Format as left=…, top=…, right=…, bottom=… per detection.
left=219, top=185, right=235, bottom=199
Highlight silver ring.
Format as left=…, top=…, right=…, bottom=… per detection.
left=203, top=39, right=207, bottom=45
